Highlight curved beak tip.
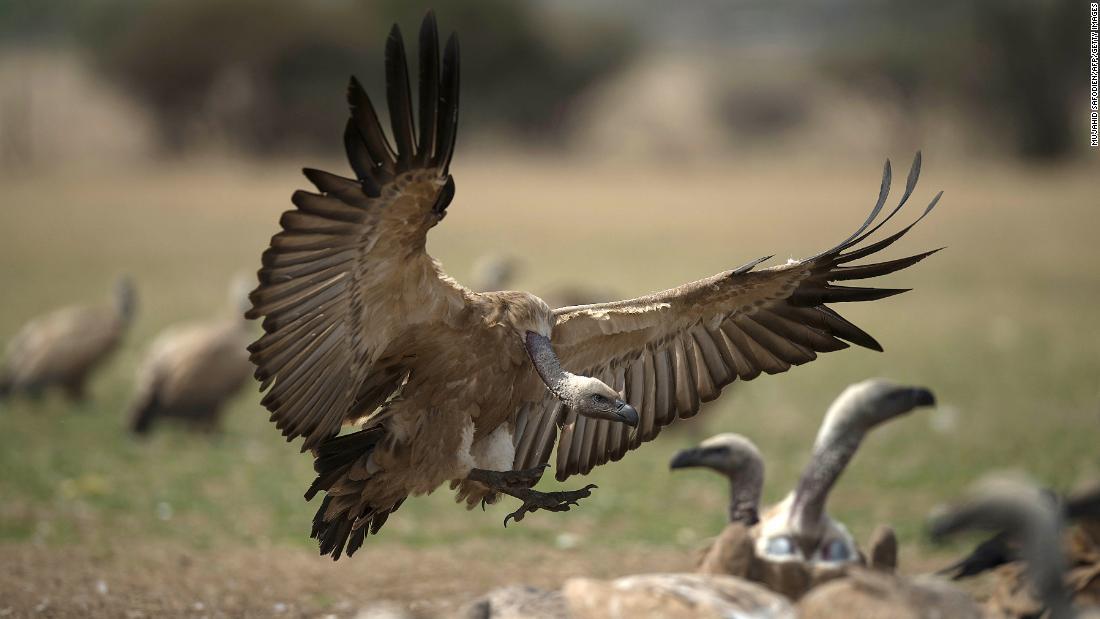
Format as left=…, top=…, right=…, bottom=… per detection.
left=617, top=403, right=640, bottom=428
left=913, top=387, right=936, bottom=408
left=669, top=450, right=694, bottom=470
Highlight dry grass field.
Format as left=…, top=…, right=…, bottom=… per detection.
left=1, top=153, right=1097, bottom=616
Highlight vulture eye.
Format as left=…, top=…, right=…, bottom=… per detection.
left=592, top=394, right=606, bottom=405
left=764, top=535, right=798, bottom=558
left=818, top=538, right=853, bottom=563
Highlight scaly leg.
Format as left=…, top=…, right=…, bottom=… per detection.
left=466, top=466, right=598, bottom=526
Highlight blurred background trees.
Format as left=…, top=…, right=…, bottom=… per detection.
left=0, top=0, right=1091, bottom=163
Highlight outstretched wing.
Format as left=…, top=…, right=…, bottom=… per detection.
left=513, top=154, right=941, bottom=481
left=246, top=13, right=462, bottom=452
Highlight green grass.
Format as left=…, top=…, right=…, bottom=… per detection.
left=1, top=153, right=1098, bottom=569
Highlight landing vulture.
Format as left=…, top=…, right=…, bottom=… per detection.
left=246, top=12, right=943, bottom=559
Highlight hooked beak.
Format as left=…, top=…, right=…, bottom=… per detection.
left=911, top=387, right=936, bottom=408
left=614, top=401, right=639, bottom=427
left=669, top=447, right=704, bottom=470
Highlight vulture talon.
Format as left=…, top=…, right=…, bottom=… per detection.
left=501, top=484, right=598, bottom=527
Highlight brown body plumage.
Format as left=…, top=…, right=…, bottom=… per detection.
left=467, top=565, right=794, bottom=619
left=128, top=282, right=253, bottom=434
left=246, top=12, right=943, bottom=559
left=0, top=278, right=135, bottom=402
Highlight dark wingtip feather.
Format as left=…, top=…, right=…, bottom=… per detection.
left=416, top=11, right=440, bottom=165
left=385, top=23, right=416, bottom=164
left=346, top=75, right=365, bottom=105
left=732, top=255, right=774, bottom=275
left=435, top=33, right=460, bottom=173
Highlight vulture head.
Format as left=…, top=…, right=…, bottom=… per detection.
left=524, top=332, right=638, bottom=427
left=780, top=379, right=936, bottom=557
left=670, top=433, right=765, bottom=525
left=562, top=374, right=640, bottom=427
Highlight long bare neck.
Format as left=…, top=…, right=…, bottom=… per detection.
left=790, top=433, right=860, bottom=534
left=525, top=331, right=571, bottom=397
left=728, top=467, right=764, bottom=526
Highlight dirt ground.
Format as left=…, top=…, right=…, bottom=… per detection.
left=1, top=541, right=693, bottom=617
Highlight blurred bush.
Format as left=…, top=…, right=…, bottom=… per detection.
left=1, top=0, right=636, bottom=155
left=821, top=0, right=1085, bottom=161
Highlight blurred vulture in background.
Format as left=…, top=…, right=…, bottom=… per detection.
left=128, top=277, right=253, bottom=434
left=466, top=572, right=794, bottom=619
left=800, top=476, right=1095, bottom=619
left=470, top=253, right=616, bottom=306
left=0, top=277, right=136, bottom=402
left=937, top=480, right=1100, bottom=616
left=670, top=379, right=934, bottom=598
left=245, top=11, right=942, bottom=560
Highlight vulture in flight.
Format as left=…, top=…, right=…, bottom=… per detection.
left=246, top=12, right=943, bottom=559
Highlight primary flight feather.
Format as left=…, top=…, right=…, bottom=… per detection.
left=246, top=11, right=943, bottom=560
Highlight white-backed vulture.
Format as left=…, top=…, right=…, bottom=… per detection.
left=795, top=567, right=984, bottom=619
left=938, top=480, right=1100, bottom=570
left=670, top=379, right=934, bottom=597
left=245, top=11, right=943, bottom=559
left=933, top=479, right=1100, bottom=617
left=799, top=476, right=1092, bottom=619
left=128, top=278, right=253, bottom=434
left=0, top=277, right=136, bottom=402
left=801, top=475, right=1077, bottom=619
left=467, top=566, right=795, bottom=619
left=561, top=572, right=795, bottom=619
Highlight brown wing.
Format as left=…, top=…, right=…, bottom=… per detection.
left=246, top=15, right=463, bottom=452
left=513, top=153, right=942, bottom=481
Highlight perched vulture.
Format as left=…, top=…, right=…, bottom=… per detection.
left=0, top=277, right=136, bottom=402
left=796, top=479, right=1072, bottom=619
left=466, top=571, right=794, bottom=619
left=938, top=481, right=1100, bottom=577
left=128, top=278, right=253, bottom=434
left=935, top=479, right=1100, bottom=617
left=920, top=476, right=1087, bottom=619
left=670, top=379, right=934, bottom=597
left=245, top=11, right=943, bottom=559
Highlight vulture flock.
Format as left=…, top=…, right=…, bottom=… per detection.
left=0, top=275, right=255, bottom=434
left=2, top=9, right=1096, bottom=619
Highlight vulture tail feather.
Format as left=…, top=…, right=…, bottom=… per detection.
left=306, top=426, right=405, bottom=559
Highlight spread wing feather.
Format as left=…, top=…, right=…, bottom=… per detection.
left=514, top=153, right=942, bottom=481
left=246, top=13, right=461, bottom=452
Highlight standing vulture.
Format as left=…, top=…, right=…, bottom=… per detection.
left=246, top=12, right=943, bottom=559
left=128, top=277, right=253, bottom=434
left=0, top=277, right=136, bottom=402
